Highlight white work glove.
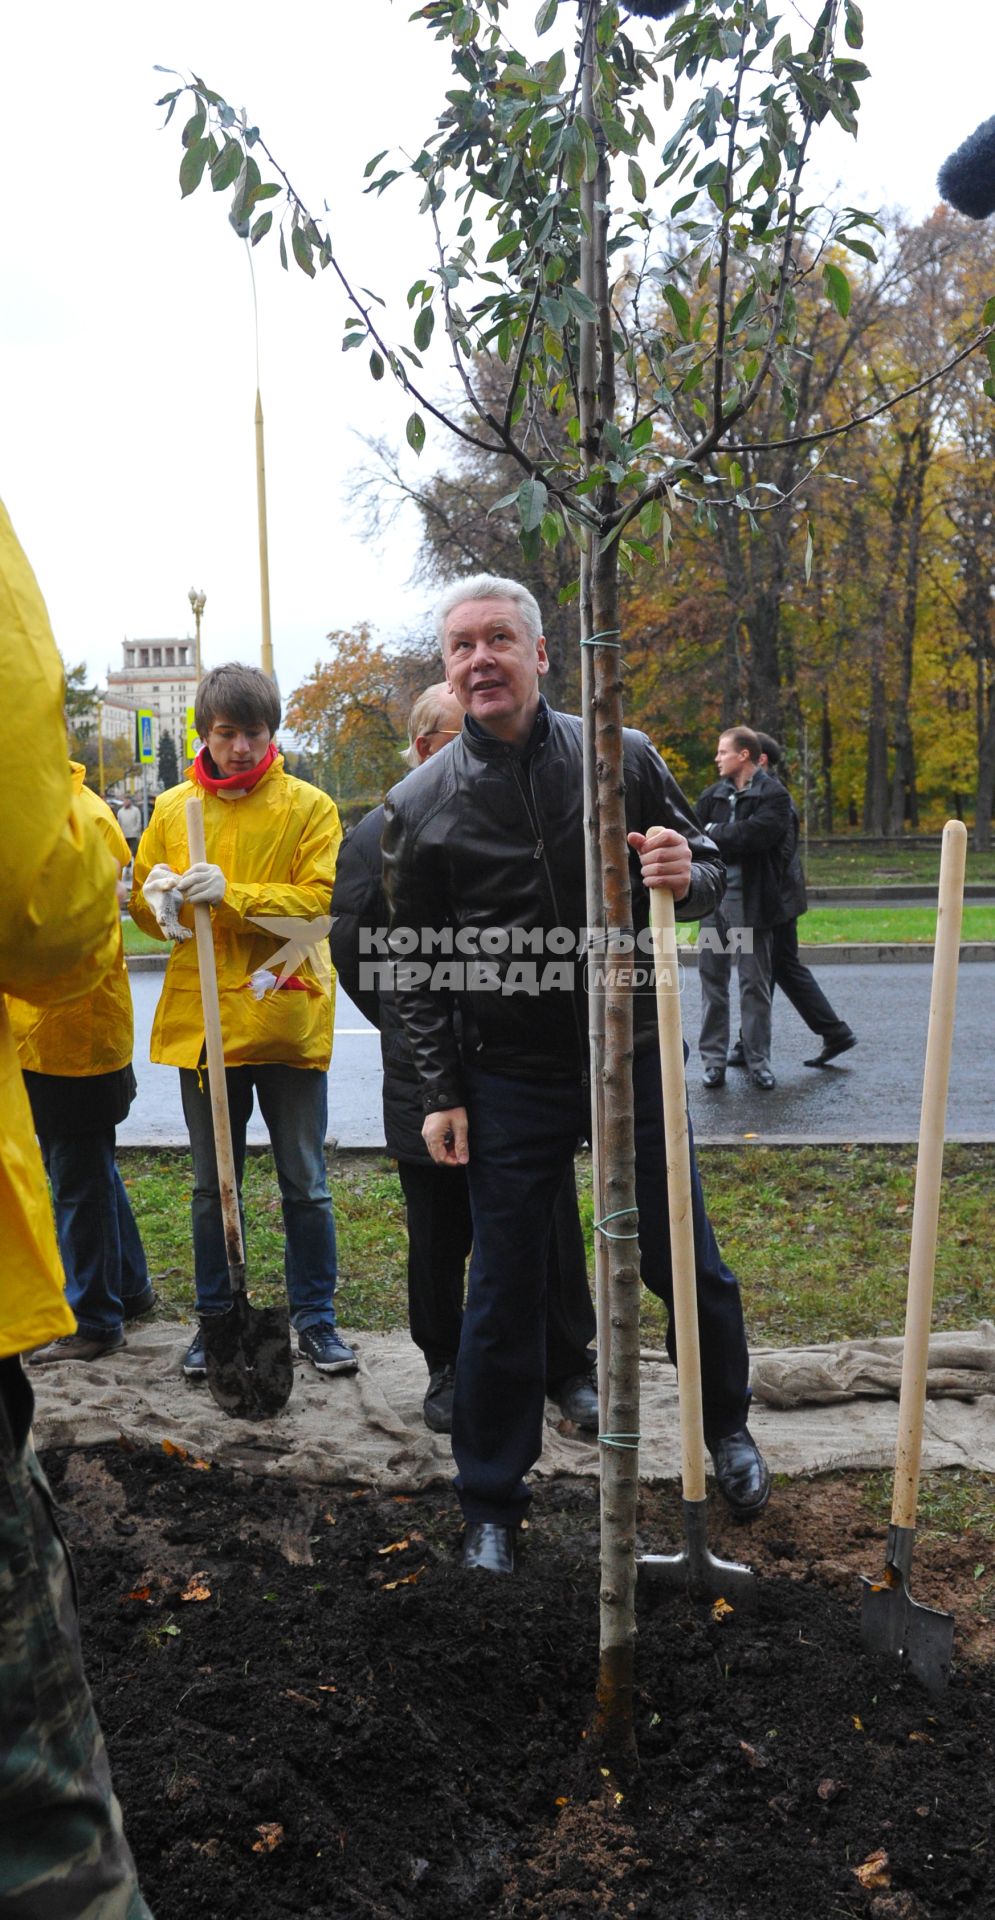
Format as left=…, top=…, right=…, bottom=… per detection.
left=177, top=862, right=227, bottom=907
left=248, top=968, right=278, bottom=1000
left=141, top=864, right=192, bottom=943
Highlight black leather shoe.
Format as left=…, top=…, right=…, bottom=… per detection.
left=727, top=1039, right=747, bottom=1068
left=710, top=1428, right=771, bottom=1517
left=751, top=1068, right=776, bottom=1090
left=552, top=1368, right=599, bottom=1433
left=462, top=1522, right=516, bottom=1574
left=702, top=1065, right=726, bottom=1089
left=804, top=1028, right=857, bottom=1069
left=423, top=1363, right=456, bottom=1433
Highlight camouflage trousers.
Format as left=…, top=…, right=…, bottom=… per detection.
left=0, top=1358, right=152, bottom=1918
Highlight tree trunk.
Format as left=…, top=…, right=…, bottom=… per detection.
left=975, top=671, right=995, bottom=851
left=888, top=423, right=929, bottom=836
left=580, top=5, right=639, bottom=1774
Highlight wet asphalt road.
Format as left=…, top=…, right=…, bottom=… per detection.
left=120, top=962, right=995, bottom=1148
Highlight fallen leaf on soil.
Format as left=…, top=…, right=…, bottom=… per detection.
left=739, top=1742, right=769, bottom=1770
left=817, top=1778, right=847, bottom=1801
left=383, top=1569, right=425, bottom=1591
left=555, top=1797, right=569, bottom=1807
left=190, top=1458, right=211, bottom=1471
left=852, top=1849, right=890, bottom=1889
left=323, top=1512, right=337, bottom=1525
left=378, top=1539, right=411, bottom=1555
left=252, top=1823, right=284, bottom=1854
left=179, top=1575, right=212, bottom=1603
left=121, top=1586, right=153, bottom=1605
left=282, top=1689, right=320, bottom=1711
left=317, top=1684, right=338, bottom=1693
left=908, top=1731, right=932, bottom=1744
left=161, top=1439, right=188, bottom=1459
left=851, top=1715, right=864, bottom=1731
left=712, top=1597, right=734, bottom=1621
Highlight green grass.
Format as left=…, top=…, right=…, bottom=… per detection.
left=803, top=843, right=995, bottom=887
left=120, top=1143, right=993, bottom=1353
left=122, top=919, right=169, bottom=955
left=797, top=905, right=995, bottom=944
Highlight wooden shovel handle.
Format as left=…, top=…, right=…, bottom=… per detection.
left=185, top=795, right=245, bottom=1278
left=892, top=819, right=967, bottom=1530
left=649, top=854, right=706, bottom=1503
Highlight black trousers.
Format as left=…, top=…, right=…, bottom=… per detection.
left=771, top=919, right=847, bottom=1038
left=397, top=1157, right=595, bottom=1383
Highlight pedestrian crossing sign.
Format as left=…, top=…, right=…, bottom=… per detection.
left=185, top=704, right=200, bottom=764
left=136, top=710, right=155, bottom=764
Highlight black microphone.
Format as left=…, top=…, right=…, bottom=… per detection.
left=938, top=116, right=995, bottom=220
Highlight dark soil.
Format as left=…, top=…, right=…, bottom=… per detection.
left=44, top=1443, right=994, bottom=1920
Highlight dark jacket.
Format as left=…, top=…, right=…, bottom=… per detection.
left=695, top=766, right=795, bottom=928
left=329, top=801, right=430, bottom=1163
left=381, top=699, right=725, bottom=1114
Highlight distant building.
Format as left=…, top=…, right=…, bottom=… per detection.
left=106, top=638, right=198, bottom=761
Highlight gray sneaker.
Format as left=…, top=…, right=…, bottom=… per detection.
left=298, top=1326, right=358, bottom=1375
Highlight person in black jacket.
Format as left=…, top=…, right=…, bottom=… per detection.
left=330, top=683, right=598, bottom=1437
left=695, top=727, right=793, bottom=1091
left=381, top=575, right=769, bottom=1575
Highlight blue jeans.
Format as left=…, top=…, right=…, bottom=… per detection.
left=35, top=1129, right=151, bottom=1340
left=179, top=1065, right=339, bottom=1331
left=455, top=1049, right=751, bottom=1525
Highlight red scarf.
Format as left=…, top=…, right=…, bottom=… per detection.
left=192, top=740, right=278, bottom=794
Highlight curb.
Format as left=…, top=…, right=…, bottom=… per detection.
left=116, top=1134, right=995, bottom=1154
left=808, top=883, right=993, bottom=903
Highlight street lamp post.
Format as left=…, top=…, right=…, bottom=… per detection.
left=189, top=587, right=206, bottom=682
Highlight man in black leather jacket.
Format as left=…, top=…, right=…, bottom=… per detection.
left=381, top=574, right=770, bottom=1572
left=330, top=683, right=598, bottom=1438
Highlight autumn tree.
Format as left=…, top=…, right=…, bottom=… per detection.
left=285, top=627, right=427, bottom=807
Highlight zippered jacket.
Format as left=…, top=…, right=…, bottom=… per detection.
left=695, top=766, right=796, bottom=927
left=381, top=700, right=724, bottom=1114
left=130, top=761, right=341, bottom=1070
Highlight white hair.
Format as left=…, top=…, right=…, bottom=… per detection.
left=433, top=573, right=543, bottom=651
left=402, top=683, right=459, bottom=771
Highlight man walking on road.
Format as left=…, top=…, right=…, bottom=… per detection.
left=696, top=726, right=792, bottom=1091
left=726, top=733, right=856, bottom=1071
left=382, top=575, right=769, bottom=1577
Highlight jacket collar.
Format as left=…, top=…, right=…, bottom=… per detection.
left=463, top=695, right=551, bottom=762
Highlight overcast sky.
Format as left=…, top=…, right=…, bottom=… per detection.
left=1, top=1, right=991, bottom=701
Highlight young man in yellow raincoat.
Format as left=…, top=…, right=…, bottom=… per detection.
left=131, top=662, right=355, bottom=1381
left=0, top=496, right=152, bottom=1914
left=9, top=766, right=153, bottom=1363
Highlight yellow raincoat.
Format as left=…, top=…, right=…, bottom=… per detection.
left=0, top=500, right=120, bottom=1360
left=8, top=764, right=133, bottom=1074
left=131, top=761, right=341, bottom=1070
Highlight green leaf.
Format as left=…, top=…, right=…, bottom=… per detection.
left=517, top=476, right=548, bottom=533
left=631, top=417, right=654, bottom=451
left=535, top=0, right=558, bottom=31
left=364, top=149, right=388, bottom=179
left=406, top=412, right=426, bottom=455
left=628, top=158, right=647, bottom=204
left=369, top=349, right=385, bottom=381
left=983, top=297, right=995, bottom=327
left=486, top=228, right=519, bottom=263
left=804, top=521, right=815, bottom=585
left=844, top=0, right=864, bottom=48
left=179, top=137, right=211, bottom=199
left=985, top=336, right=995, bottom=380
left=210, top=137, right=242, bottom=192
left=181, top=103, right=206, bottom=150
left=250, top=210, right=272, bottom=246
left=729, top=460, right=745, bottom=490
left=413, top=304, right=435, bottom=351
left=662, top=284, right=691, bottom=340
left=823, top=262, right=851, bottom=318
left=292, top=225, right=315, bottom=278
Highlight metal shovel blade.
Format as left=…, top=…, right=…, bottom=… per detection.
left=203, top=1290, right=294, bottom=1420
left=638, top=1498, right=757, bottom=1607
left=860, top=1527, right=953, bottom=1695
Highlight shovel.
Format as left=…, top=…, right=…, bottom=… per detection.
left=860, top=818, right=967, bottom=1693
left=185, top=794, right=294, bottom=1419
left=638, top=869, right=755, bottom=1606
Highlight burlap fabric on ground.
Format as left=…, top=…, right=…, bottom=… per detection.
left=750, top=1323, right=995, bottom=1409
left=29, top=1322, right=995, bottom=1487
